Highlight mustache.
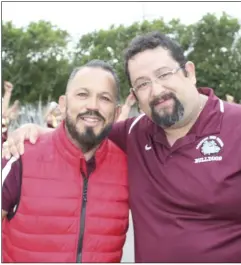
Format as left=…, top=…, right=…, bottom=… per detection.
left=77, top=110, right=105, bottom=122
left=150, top=92, right=175, bottom=107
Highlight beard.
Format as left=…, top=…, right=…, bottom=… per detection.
left=150, top=92, right=184, bottom=128
left=65, top=109, right=113, bottom=153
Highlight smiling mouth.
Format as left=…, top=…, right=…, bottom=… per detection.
left=154, top=98, right=173, bottom=107
left=79, top=116, right=102, bottom=126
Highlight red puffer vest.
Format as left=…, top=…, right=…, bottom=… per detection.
left=2, top=121, right=129, bottom=262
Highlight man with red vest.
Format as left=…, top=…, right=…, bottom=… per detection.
left=1, top=60, right=129, bottom=262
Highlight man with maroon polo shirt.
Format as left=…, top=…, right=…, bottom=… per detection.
left=2, top=32, right=241, bottom=262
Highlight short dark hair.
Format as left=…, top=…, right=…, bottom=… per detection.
left=124, top=31, right=187, bottom=86
left=67, top=59, right=120, bottom=102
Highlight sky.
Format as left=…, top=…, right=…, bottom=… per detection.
left=2, top=1, right=241, bottom=43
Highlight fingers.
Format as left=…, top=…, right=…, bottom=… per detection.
left=2, top=141, right=11, bottom=160
left=29, top=127, right=38, bottom=144
left=9, top=136, right=21, bottom=159
left=17, top=133, right=26, bottom=156
left=18, top=142, right=25, bottom=156
left=4, top=81, right=13, bottom=91
left=2, top=139, right=18, bottom=160
left=20, top=123, right=39, bottom=144
left=2, top=125, right=32, bottom=160
left=2, top=124, right=43, bottom=160
left=2, top=133, right=25, bottom=160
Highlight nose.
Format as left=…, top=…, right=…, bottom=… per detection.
left=150, top=80, right=165, bottom=97
left=86, top=96, right=99, bottom=111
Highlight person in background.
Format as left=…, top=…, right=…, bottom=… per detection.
left=226, top=94, right=235, bottom=104
left=2, top=117, right=9, bottom=143
left=2, top=81, right=13, bottom=143
left=2, top=81, right=14, bottom=116
left=2, top=82, right=20, bottom=143
left=1, top=60, right=129, bottom=262
left=5, top=100, right=21, bottom=121
left=44, top=101, right=63, bottom=128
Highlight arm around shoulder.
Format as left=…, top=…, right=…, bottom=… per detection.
left=108, top=117, right=136, bottom=152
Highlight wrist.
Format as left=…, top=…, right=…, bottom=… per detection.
left=122, top=104, right=131, bottom=112
left=5, top=91, right=12, bottom=95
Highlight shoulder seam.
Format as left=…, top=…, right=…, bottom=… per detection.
left=128, top=113, right=146, bottom=134
left=2, top=157, right=19, bottom=186
left=219, top=99, right=224, bottom=113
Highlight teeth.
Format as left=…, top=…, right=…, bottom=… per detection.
left=83, top=117, right=99, bottom=122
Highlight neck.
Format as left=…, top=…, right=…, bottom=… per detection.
left=164, top=94, right=208, bottom=146
left=83, top=147, right=98, bottom=161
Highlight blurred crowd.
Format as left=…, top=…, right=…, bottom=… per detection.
left=1, top=81, right=63, bottom=143
left=2, top=82, right=21, bottom=142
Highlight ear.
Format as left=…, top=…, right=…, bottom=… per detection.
left=184, top=61, right=197, bottom=85
left=58, top=95, right=66, bottom=118
left=114, top=105, right=122, bottom=122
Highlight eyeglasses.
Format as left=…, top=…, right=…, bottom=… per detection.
left=132, top=66, right=183, bottom=94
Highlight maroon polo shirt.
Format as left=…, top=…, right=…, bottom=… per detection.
left=108, top=88, right=241, bottom=262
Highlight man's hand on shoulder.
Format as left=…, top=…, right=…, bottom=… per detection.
left=2, top=123, right=53, bottom=159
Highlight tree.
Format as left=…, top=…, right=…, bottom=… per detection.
left=74, top=13, right=241, bottom=102
left=3, top=13, right=240, bottom=104
left=2, top=21, right=71, bottom=104
left=187, top=13, right=241, bottom=102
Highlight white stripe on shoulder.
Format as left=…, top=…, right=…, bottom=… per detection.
left=128, top=113, right=146, bottom=134
left=219, top=99, right=224, bottom=113
left=2, top=156, right=19, bottom=186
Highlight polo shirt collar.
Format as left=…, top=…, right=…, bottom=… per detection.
left=152, top=87, right=224, bottom=146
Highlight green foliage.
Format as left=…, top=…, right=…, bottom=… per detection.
left=187, top=13, right=241, bottom=101
left=2, top=20, right=71, bottom=103
left=2, top=13, right=241, bottom=104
